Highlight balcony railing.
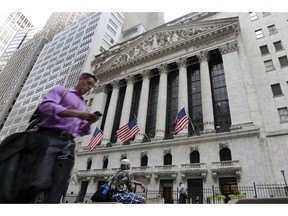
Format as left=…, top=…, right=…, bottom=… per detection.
left=211, top=160, right=241, bottom=171
left=154, top=165, right=178, bottom=179
left=180, top=163, right=208, bottom=179
left=131, top=166, right=153, bottom=179
left=211, top=160, right=242, bottom=181
left=77, top=168, right=114, bottom=179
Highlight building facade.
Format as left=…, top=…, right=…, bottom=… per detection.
left=67, top=12, right=288, bottom=203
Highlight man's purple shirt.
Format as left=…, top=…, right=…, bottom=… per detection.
left=38, top=86, right=91, bottom=137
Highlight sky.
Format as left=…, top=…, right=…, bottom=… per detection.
left=20, top=11, right=190, bottom=28
left=21, top=10, right=191, bottom=28
left=2, top=0, right=282, bottom=28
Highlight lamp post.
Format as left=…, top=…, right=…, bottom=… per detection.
left=281, top=170, right=288, bottom=196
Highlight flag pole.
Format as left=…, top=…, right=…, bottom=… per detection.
left=183, top=104, right=196, bottom=133
left=133, top=114, right=150, bottom=142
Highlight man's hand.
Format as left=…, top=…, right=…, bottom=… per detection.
left=87, top=113, right=100, bottom=123
left=59, top=110, right=101, bottom=123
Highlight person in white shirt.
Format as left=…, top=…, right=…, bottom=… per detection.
left=178, top=182, right=187, bottom=204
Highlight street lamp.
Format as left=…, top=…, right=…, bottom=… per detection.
left=281, top=170, right=288, bottom=196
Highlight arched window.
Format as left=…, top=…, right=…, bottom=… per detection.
left=87, top=158, right=92, bottom=170
left=190, top=151, right=200, bottom=163
left=103, top=158, right=108, bottom=169
left=164, top=153, right=172, bottom=165
left=220, top=148, right=232, bottom=161
left=141, top=155, right=148, bottom=167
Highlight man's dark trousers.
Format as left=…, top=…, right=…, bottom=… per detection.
left=31, top=129, right=75, bottom=203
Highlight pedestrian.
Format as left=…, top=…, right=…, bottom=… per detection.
left=109, top=159, right=147, bottom=204
left=178, top=182, right=187, bottom=204
left=29, top=72, right=102, bottom=203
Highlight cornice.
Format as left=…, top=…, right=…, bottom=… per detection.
left=76, top=127, right=260, bottom=156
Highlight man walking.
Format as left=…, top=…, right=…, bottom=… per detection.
left=30, top=73, right=101, bottom=203
left=178, top=182, right=187, bottom=204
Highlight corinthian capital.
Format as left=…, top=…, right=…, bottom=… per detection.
left=197, top=51, right=209, bottom=62
left=125, top=75, right=135, bottom=85
left=94, top=84, right=108, bottom=94
left=158, top=63, right=168, bottom=74
left=141, top=70, right=151, bottom=79
left=219, top=41, right=239, bottom=55
left=176, top=57, right=187, bottom=68
left=111, top=80, right=120, bottom=89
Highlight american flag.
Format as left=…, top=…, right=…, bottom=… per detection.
left=117, top=118, right=140, bottom=144
left=88, top=127, right=104, bottom=151
left=173, top=107, right=189, bottom=134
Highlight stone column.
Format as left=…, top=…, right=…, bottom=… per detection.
left=219, top=41, right=252, bottom=128
left=83, top=85, right=108, bottom=147
left=102, top=80, right=120, bottom=144
left=135, top=70, right=150, bottom=142
left=91, top=85, right=108, bottom=128
left=155, top=64, right=168, bottom=140
left=117, top=75, right=134, bottom=143
left=198, top=51, right=215, bottom=133
left=176, top=57, right=189, bottom=136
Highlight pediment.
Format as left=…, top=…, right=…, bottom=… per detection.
left=93, top=16, right=240, bottom=79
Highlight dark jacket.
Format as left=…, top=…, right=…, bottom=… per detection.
left=0, top=131, right=48, bottom=203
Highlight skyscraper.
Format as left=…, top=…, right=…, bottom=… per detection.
left=0, top=27, right=42, bottom=73
left=0, top=12, right=83, bottom=134
left=0, top=12, right=34, bottom=56
left=0, top=12, right=124, bottom=139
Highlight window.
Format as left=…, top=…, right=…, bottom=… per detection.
left=87, top=159, right=92, bottom=170
left=220, top=148, right=232, bottom=161
left=107, top=25, right=116, bottom=36
left=109, top=18, right=118, bottom=30
left=260, top=45, right=269, bottom=55
left=145, top=72, right=159, bottom=139
left=278, top=56, right=288, bottom=67
left=273, top=41, right=284, bottom=51
left=271, top=83, right=283, bottom=97
left=187, top=57, right=203, bottom=136
left=141, top=155, right=148, bottom=167
left=190, top=151, right=200, bottom=163
left=249, top=12, right=258, bottom=21
left=255, top=29, right=264, bottom=39
left=264, top=60, right=275, bottom=72
left=278, top=107, right=288, bottom=122
left=165, top=63, right=179, bottom=138
left=103, top=158, right=108, bottom=169
left=164, top=153, right=172, bottom=165
left=267, top=24, right=278, bottom=35
left=209, top=51, right=231, bottom=133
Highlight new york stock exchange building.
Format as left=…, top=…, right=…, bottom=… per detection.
left=66, top=12, right=288, bottom=203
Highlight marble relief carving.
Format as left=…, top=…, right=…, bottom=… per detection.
left=94, top=18, right=240, bottom=81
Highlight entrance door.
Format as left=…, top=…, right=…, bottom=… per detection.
left=160, top=180, right=173, bottom=203
left=187, top=179, right=203, bottom=203
left=219, top=177, right=238, bottom=203
left=77, top=181, right=88, bottom=203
